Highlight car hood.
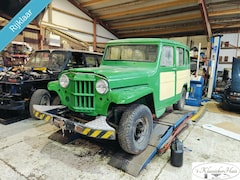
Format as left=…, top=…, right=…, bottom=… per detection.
left=66, top=65, right=156, bottom=88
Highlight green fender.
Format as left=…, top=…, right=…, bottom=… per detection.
left=47, top=81, right=65, bottom=101
left=48, top=80, right=59, bottom=92
left=109, top=86, right=153, bottom=104
left=48, top=81, right=71, bottom=106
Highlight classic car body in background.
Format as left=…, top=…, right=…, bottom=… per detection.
left=0, top=49, right=102, bottom=117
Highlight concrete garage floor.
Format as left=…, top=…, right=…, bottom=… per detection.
left=0, top=102, right=239, bottom=180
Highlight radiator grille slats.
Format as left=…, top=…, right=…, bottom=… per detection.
left=72, top=80, right=95, bottom=111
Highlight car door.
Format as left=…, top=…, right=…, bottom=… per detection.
left=159, top=44, right=176, bottom=105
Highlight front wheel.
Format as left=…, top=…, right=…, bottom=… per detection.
left=118, top=104, right=153, bottom=155
left=29, top=89, right=51, bottom=118
left=173, top=88, right=186, bottom=111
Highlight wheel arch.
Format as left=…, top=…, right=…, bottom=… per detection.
left=107, top=93, right=155, bottom=126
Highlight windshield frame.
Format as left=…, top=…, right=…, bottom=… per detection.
left=25, top=50, right=68, bottom=71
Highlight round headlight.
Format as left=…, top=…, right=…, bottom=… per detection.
left=59, top=74, right=69, bottom=88
left=96, top=79, right=109, bottom=94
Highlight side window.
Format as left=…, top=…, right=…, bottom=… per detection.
left=85, top=54, right=98, bottom=67
left=67, top=52, right=84, bottom=68
left=160, top=46, right=173, bottom=67
left=176, top=47, right=184, bottom=66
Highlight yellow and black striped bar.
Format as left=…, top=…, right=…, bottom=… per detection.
left=74, top=126, right=115, bottom=140
left=34, top=110, right=52, bottom=121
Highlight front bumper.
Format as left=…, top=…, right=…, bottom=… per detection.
left=225, top=95, right=240, bottom=108
left=33, top=105, right=116, bottom=140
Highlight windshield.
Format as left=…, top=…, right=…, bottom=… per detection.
left=26, top=51, right=67, bottom=71
left=104, top=44, right=158, bottom=62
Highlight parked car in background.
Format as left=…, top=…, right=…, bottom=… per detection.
left=0, top=49, right=102, bottom=118
left=221, top=57, right=240, bottom=110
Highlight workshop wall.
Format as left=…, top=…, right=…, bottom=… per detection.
left=218, top=33, right=240, bottom=71
left=42, top=0, right=117, bottom=51
left=170, top=35, right=208, bottom=49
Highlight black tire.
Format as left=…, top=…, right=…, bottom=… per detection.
left=173, top=88, right=186, bottom=111
left=221, top=98, right=230, bottom=111
left=29, top=89, right=51, bottom=118
left=51, top=96, right=61, bottom=105
left=118, top=104, right=153, bottom=155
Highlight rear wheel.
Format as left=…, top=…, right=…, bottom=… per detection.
left=173, top=88, right=186, bottom=111
left=29, top=89, right=51, bottom=118
left=118, top=104, right=153, bottom=155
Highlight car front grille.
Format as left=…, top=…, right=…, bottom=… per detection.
left=71, top=79, right=95, bottom=112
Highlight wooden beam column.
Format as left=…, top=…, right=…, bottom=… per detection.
left=199, top=0, right=212, bottom=38
left=93, top=18, right=97, bottom=52
left=198, top=0, right=212, bottom=60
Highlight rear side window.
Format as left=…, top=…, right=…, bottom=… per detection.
left=160, top=46, right=173, bottom=67
left=176, top=48, right=184, bottom=66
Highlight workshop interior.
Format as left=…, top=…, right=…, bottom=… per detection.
left=0, top=0, right=239, bottom=179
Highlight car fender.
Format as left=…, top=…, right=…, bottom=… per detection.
left=109, top=86, right=153, bottom=104
left=48, top=80, right=59, bottom=91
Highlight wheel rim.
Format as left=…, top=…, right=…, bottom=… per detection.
left=134, top=117, right=148, bottom=143
left=40, top=95, right=50, bottom=105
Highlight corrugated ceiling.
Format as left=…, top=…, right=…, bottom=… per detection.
left=0, top=0, right=239, bottom=39
left=68, top=0, right=240, bottom=38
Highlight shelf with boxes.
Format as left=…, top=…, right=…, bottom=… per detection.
left=218, top=33, right=240, bottom=64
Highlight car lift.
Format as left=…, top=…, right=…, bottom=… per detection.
left=0, top=110, right=29, bottom=125
left=40, top=107, right=196, bottom=177
left=108, top=110, right=195, bottom=177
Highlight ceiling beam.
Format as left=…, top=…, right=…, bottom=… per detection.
left=212, top=23, right=240, bottom=29
left=118, top=24, right=204, bottom=38
left=108, top=5, right=200, bottom=23
left=198, top=0, right=212, bottom=38
left=99, top=0, right=198, bottom=19
left=111, top=13, right=201, bottom=29
left=81, top=0, right=112, bottom=7
left=209, top=8, right=240, bottom=17
left=68, top=0, right=119, bottom=38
